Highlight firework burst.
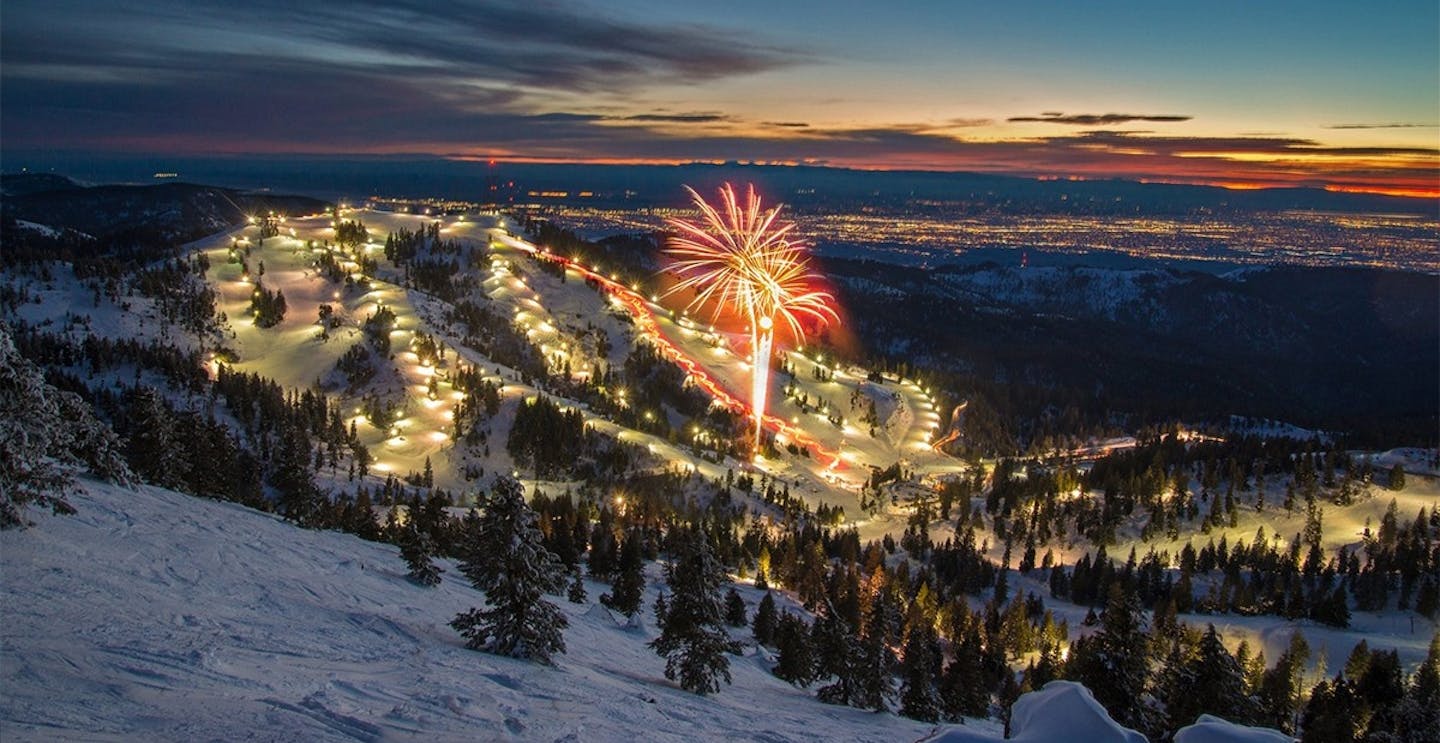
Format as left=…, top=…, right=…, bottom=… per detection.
left=664, top=183, right=838, bottom=449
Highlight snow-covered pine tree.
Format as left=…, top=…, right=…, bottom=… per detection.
left=649, top=529, right=741, bottom=695
left=1190, top=624, right=1259, bottom=724
left=1066, top=583, right=1152, bottom=730
left=450, top=476, right=568, bottom=664
left=1389, top=632, right=1440, bottom=741
left=398, top=522, right=443, bottom=587
left=0, top=323, right=130, bottom=528
left=601, top=528, right=645, bottom=619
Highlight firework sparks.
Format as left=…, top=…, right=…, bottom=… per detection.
left=663, top=183, right=838, bottom=449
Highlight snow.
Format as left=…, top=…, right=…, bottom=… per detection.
left=919, top=680, right=1149, bottom=743
left=1369, top=447, right=1440, bottom=478
left=1, top=480, right=936, bottom=742
left=16, top=220, right=62, bottom=238
left=1008, top=681, right=1147, bottom=743
left=1174, top=714, right=1297, bottom=743
left=934, top=265, right=1178, bottom=323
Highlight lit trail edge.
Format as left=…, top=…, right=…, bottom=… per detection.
left=663, top=184, right=839, bottom=451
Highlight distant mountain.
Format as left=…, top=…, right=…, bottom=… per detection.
left=0, top=172, right=82, bottom=198
left=0, top=175, right=328, bottom=265
left=2, top=156, right=1433, bottom=216
left=1, top=175, right=327, bottom=240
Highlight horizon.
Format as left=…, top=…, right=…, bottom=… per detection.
left=3, top=1, right=1437, bottom=198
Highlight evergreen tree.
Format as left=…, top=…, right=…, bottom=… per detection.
left=398, top=522, right=443, bottom=586
left=1388, top=463, right=1406, bottom=491
left=940, top=623, right=989, bottom=719
left=851, top=598, right=896, bottom=712
left=1300, top=676, right=1365, bottom=743
left=0, top=325, right=130, bottom=528
left=450, top=477, right=568, bottom=664
left=899, top=614, right=942, bottom=722
left=123, top=386, right=188, bottom=489
left=1259, top=631, right=1310, bottom=733
left=1389, top=632, right=1440, bottom=742
left=567, top=568, right=587, bottom=604
left=772, top=612, right=816, bottom=686
left=649, top=531, right=741, bottom=695
left=814, top=608, right=859, bottom=706
left=752, top=591, right=778, bottom=645
left=588, top=516, right=618, bottom=577
left=1066, top=583, right=1151, bottom=730
left=724, top=588, right=748, bottom=627
left=601, top=529, right=645, bottom=619
left=1170, top=625, right=1257, bottom=729
left=272, top=422, right=323, bottom=526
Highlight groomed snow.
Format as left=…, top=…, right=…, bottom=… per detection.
left=1, top=481, right=941, bottom=742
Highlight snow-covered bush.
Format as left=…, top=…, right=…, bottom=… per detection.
left=0, top=323, right=131, bottom=527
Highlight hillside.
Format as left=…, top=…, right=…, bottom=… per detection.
left=825, top=258, right=1440, bottom=447
left=0, top=480, right=947, bottom=742
left=0, top=175, right=327, bottom=265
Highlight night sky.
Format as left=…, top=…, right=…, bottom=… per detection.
left=3, top=0, right=1437, bottom=196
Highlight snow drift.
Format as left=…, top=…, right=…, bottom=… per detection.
left=1174, top=714, right=1296, bottom=743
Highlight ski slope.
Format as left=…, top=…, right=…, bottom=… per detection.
left=1, top=481, right=947, bottom=742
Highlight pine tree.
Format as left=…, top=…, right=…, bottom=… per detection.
left=1066, top=583, right=1151, bottom=730
left=1259, top=631, right=1310, bottom=733
left=567, top=568, right=587, bottom=604
left=724, top=588, right=748, bottom=627
left=899, top=614, right=942, bottom=722
left=1177, top=625, right=1258, bottom=728
left=588, top=516, right=618, bottom=577
left=649, top=531, right=741, bottom=695
left=772, top=612, right=816, bottom=686
left=814, top=609, right=860, bottom=706
left=752, top=591, right=778, bottom=645
left=0, top=325, right=130, bottom=528
left=601, top=529, right=645, bottom=619
left=398, top=522, right=443, bottom=586
left=272, top=422, right=323, bottom=526
left=940, top=622, right=989, bottom=720
left=1388, top=463, right=1406, bottom=491
left=450, top=477, right=568, bottom=664
left=1390, top=632, right=1440, bottom=742
left=851, top=599, right=896, bottom=712
left=124, top=386, right=188, bottom=489
left=1300, top=677, right=1365, bottom=743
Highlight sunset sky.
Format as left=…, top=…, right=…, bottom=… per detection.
left=3, top=0, right=1437, bottom=196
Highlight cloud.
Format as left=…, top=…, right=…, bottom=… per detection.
left=1, top=3, right=1432, bottom=196
left=616, top=113, right=729, bottom=123
left=1, top=0, right=805, bottom=111
left=1324, top=123, right=1438, bottom=129
left=1008, top=112, right=1192, bottom=125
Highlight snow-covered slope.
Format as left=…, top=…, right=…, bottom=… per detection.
left=0, top=482, right=939, bottom=742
